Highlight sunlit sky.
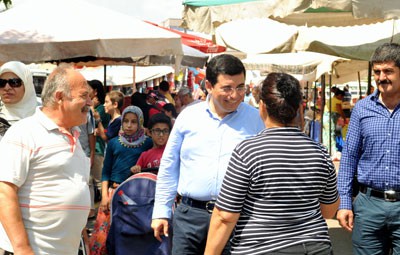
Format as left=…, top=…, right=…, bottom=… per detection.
left=7, top=0, right=184, bottom=23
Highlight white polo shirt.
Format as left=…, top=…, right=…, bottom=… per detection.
left=0, top=107, right=90, bottom=254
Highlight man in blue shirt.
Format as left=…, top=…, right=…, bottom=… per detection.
left=151, top=54, right=264, bottom=254
left=337, top=43, right=400, bottom=254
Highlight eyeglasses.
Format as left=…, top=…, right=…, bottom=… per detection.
left=151, top=128, right=170, bottom=136
left=0, top=78, right=23, bottom=88
left=219, top=85, right=246, bottom=95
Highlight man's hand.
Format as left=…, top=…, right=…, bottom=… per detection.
left=336, top=209, right=354, bottom=232
left=151, top=219, right=169, bottom=242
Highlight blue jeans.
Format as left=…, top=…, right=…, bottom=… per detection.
left=353, top=191, right=400, bottom=255
left=172, top=203, right=231, bottom=255
left=267, top=242, right=332, bottom=255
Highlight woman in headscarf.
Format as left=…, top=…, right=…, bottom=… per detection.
left=90, top=106, right=153, bottom=254
left=0, top=61, right=37, bottom=137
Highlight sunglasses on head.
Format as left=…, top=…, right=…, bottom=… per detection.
left=0, top=78, right=23, bottom=88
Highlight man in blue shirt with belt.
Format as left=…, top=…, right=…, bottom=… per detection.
left=337, top=43, right=400, bottom=254
left=151, top=54, right=264, bottom=254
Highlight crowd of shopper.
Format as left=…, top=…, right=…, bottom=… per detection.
left=0, top=43, right=399, bottom=255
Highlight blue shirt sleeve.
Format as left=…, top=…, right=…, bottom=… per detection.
left=152, top=117, right=183, bottom=219
left=106, top=117, right=121, bottom=140
left=101, top=138, right=115, bottom=182
left=152, top=102, right=264, bottom=219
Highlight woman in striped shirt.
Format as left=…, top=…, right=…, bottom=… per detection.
left=205, top=72, right=340, bottom=255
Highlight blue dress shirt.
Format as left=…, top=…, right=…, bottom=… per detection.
left=153, top=97, right=265, bottom=219
left=338, top=90, right=400, bottom=210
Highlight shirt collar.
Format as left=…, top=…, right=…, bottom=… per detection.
left=35, top=106, right=80, bottom=138
left=36, top=106, right=59, bottom=131
left=370, top=89, right=380, bottom=102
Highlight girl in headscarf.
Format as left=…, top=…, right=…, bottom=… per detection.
left=99, top=106, right=153, bottom=212
left=90, top=106, right=153, bottom=254
left=0, top=61, right=37, bottom=127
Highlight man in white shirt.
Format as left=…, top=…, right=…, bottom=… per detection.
left=0, top=64, right=92, bottom=255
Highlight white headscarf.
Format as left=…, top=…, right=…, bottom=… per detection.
left=0, top=61, right=37, bottom=124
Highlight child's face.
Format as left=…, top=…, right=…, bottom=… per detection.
left=122, top=112, right=139, bottom=136
left=164, top=110, right=172, bottom=118
left=150, top=123, right=170, bottom=147
left=104, top=95, right=114, bottom=114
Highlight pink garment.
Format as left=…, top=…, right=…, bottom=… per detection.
left=148, top=107, right=161, bottom=120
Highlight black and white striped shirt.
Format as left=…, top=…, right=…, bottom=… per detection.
left=216, top=127, right=339, bottom=255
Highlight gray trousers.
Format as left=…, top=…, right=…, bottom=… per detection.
left=172, top=203, right=231, bottom=255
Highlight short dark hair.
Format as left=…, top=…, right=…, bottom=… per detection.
left=260, top=72, right=302, bottom=125
left=159, top=81, right=170, bottom=92
left=88, top=79, right=106, bottom=104
left=206, top=54, right=245, bottom=86
left=148, top=113, right=172, bottom=130
left=371, top=43, right=400, bottom=68
left=163, top=103, right=178, bottom=118
left=335, top=89, right=345, bottom=96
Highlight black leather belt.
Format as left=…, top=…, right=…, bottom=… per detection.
left=181, top=196, right=216, bottom=213
left=359, top=184, right=400, bottom=202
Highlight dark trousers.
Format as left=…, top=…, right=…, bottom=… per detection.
left=267, top=242, right=332, bottom=255
left=0, top=250, right=13, bottom=255
left=353, top=191, right=400, bottom=255
left=172, top=203, right=231, bottom=255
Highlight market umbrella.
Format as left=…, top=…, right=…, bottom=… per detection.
left=242, top=52, right=350, bottom=83
left=57, top=44, right=209, bottom=69
left=215, top=18, right=298, bottom=54
left=79, top=65, right=175, bottom=86
left=169, top=29, right=226, bottom=53
left=294, top=19, right=400, bottom=61
left=0, top=0, right=183, bottom=65
left=182, top=0, right=400, bottom=34
left=147, top=21, right=226, bottom=53
left=214, top=17, right=400, bottom=62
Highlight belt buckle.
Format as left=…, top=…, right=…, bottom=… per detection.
left=384, top=190, right=397, bottom=202
left=206, top=201, right=215, bottom=213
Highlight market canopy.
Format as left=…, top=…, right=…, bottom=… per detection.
left=59, top=44, right=209, bottom=69
left=215, top=18, right=298, bottom=55
left=183, top=0, right=400, bottom=34
left=143, top=44, right=209, bottom=68
left=79, top=66, right=175, bottom=86
left=294, top=19, right=400, bottom=61
left=215, top=18, right=400, bottom=62
left=167, top=28, right=226, bottom=53
left=0, top=0, right=183, bottom=65
left=147, top=21, right=226, bottom=53
left=242, top=52, right=353, bottom=83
